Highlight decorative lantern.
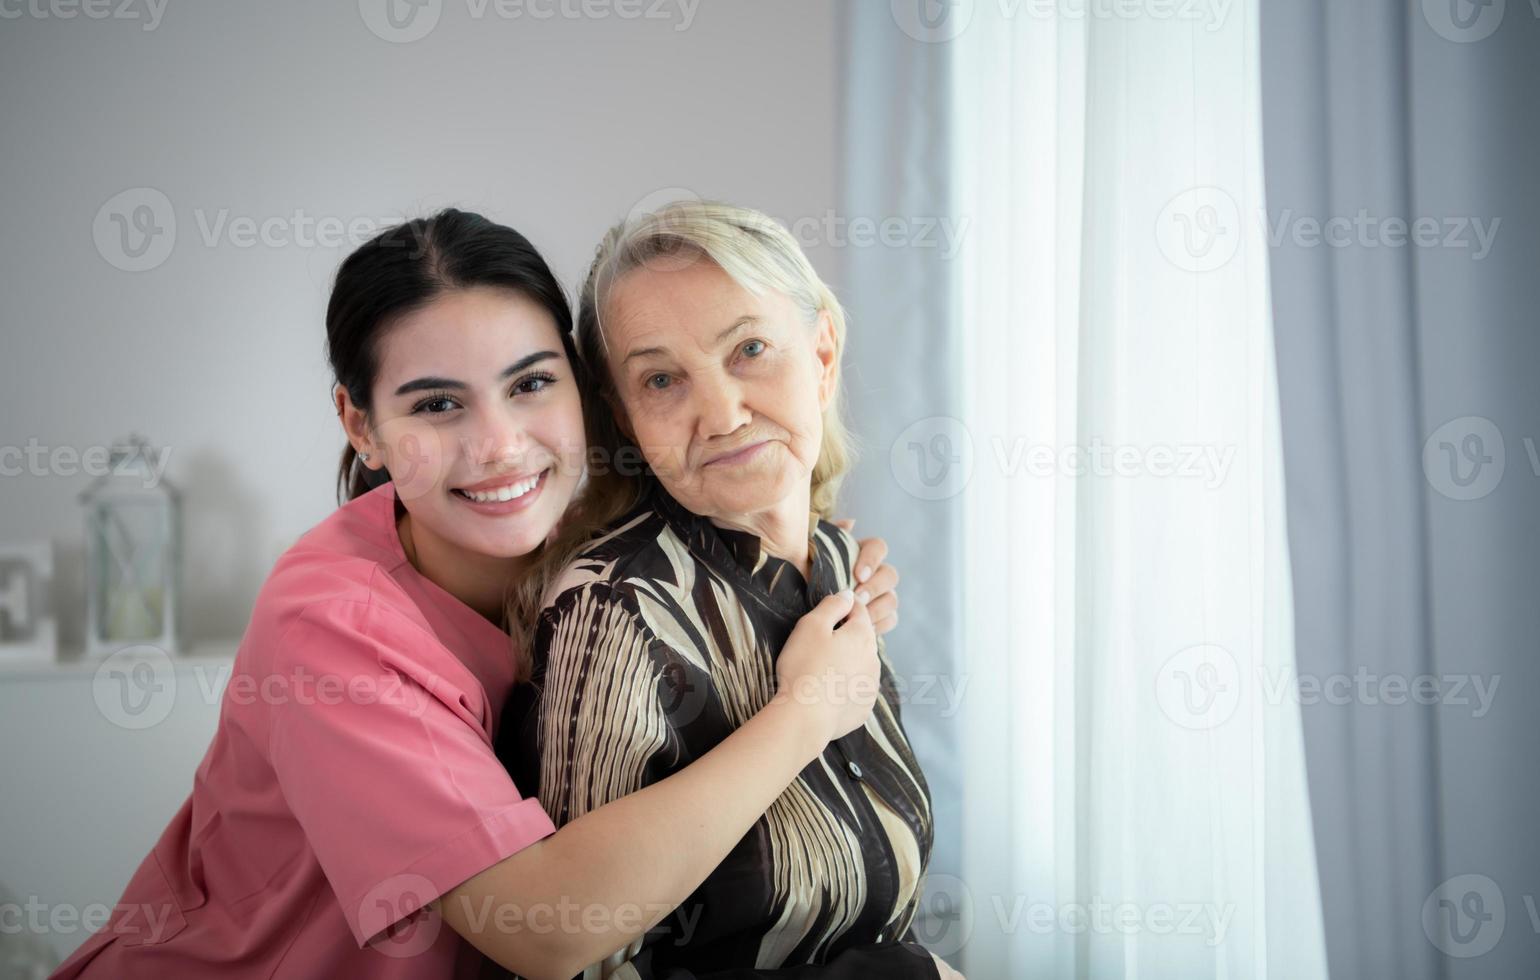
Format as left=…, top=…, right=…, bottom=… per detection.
left=79, top=435, right=180, bottom=658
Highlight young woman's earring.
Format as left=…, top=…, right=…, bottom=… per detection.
left=359, top=452, right=371, bottom=463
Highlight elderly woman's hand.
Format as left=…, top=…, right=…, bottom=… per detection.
left=832, top=520, right=901, bottom=637
left=775, top=591, right=880, bottom=743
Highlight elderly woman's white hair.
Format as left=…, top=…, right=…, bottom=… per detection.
left=508, top=199, right=859, bottom=651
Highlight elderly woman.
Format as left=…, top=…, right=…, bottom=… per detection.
left=498, top=201, right=942, bottom=979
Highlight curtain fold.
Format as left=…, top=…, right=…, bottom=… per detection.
left=843, top=2, right=1328, bottom=976
left=1258, top=1, right=1446, bottom=977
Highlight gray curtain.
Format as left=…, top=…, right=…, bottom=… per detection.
left=1262, top=0, right=1540, bottom=977
left=836, top=1, right=963, bottom=950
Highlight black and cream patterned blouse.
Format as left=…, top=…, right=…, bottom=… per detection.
left=495, top=478, right=936, bottom=979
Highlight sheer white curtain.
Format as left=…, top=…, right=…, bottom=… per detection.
left=859, top=1, right=1330, bottom=976
left=945, top=2, right=1327, bottom=976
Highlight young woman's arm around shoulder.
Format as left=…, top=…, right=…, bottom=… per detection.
left=433, top=590, right=879, bottom=980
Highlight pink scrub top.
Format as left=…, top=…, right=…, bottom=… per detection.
left=49, top=482, right=556, bottom=980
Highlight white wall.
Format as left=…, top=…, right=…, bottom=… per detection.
left=0, top=0, right=841, bottom=962
left=0, top=0, right=841, bottom=650
left=0, top=655, right=232, bottom=964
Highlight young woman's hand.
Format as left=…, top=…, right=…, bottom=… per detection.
left=833, top=520, right=901, bottom=636
left=774, top=590, right=879, bottom=742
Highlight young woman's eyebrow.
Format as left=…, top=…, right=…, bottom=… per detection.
left=393, top=350, right=561, bottom=396
left=499, top=350, right=561, bottom=378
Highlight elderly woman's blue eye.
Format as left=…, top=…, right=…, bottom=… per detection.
left=646, top=373, right=672, bottom=390
left=742, top=340, right=766, bottom=357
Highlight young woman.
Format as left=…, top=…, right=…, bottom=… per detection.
left=500, top=201, right=959, bottom=979
left=46, top=209, right=922, bottom=980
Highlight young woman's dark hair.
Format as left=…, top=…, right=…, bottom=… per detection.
left=326, top=208, right=581, bottom=503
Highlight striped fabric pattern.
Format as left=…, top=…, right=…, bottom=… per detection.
left=509, top=479, right=934, bottom=975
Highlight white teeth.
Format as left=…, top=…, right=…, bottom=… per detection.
left=460, top=472, right=541, bottom=503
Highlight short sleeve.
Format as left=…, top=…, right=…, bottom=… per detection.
left=267, top=596, right=556, bottom=947
left=529, top=582, right=700, bottom=976
left=535, top=582, right=676, bottom=827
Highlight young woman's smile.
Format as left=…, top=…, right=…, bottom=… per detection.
left=449, top=466, right=551, bottom=513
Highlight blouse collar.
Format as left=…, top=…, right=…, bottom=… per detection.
left=642, top=477, right=844, bottom=616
